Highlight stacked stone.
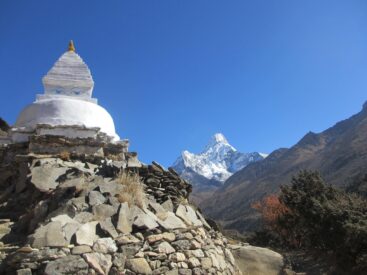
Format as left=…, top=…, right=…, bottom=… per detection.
left=138, top=162, right=192, bottom=206
left=0, top=153, right=241, bottom=274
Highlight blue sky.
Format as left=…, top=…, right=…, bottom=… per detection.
left=1, top=0, right=367, bottom=166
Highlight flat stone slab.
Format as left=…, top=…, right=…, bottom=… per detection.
left=44, top=255, right=89, bottom=275
left=31, top=166, right=68, bottom=191
left=157, top=212, right=186, bottom=230
left=125, top=258, right=152, bottom=274
left=176, top=205, right=202, bottom=227
left=83, top=252, right=112, bottom=275
left=31, top=221, right=68, bottom=248
left=75, top=222, right=98, bottom=246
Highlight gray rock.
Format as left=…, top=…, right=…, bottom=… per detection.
left=74, top=212, right=94, bottom=223
left=59, top=177, right=85, bottom=189
left=200, top=257, right=212, bottom=269
left=195, top=211, right=211, bottom=230
left=116, top=203, right=132, bottom=234
left=178, top=269, right=192, bottom=275
left=166, top=269, right=179, bottom=275
left=157, top=241, right=176, bottom=254
left=51, top=214, right=77, bottom=226
left=112, top=253, right=126, bottom=270
left=88, top=191, right=106, bottom=206
left=119, top=244, right=141, bottom=258
left=192, top=268, right=204, bottom=275
left=30, top=166, right=68, bottom=191
left=152, top=267, right=170, bottom=275
left=31, top=221, right=67, bottom=248
left=99, top=218, right=118, bottom=238
left=75, top=222, right=98, bottom=246
left=72, top=245, right=92, bottom=255
left=188, top=257, right=201, bottom=268
left=63, top=222, right=81, bottom=242
left=98, top=181, right=123, bottom=196
left=70, top=196, right=89, bottom=211
left=162, top=200, right=174, bottom=213
left=149, top=201, right=167, bottom=214
left=125, top=258, right=152, bottom=274
left=44, top=255, right=89, bottom=275
left=83, top=252, right=112, bottom=275
left=127, top=155, right=142, bottom=168
left=93, top=237, right=117, bottom=253
left=86, top=162, right=98, bottom=171
left=157, top=212, right=186, bottom=230
left=171, top=240, right=192, bottom=251
left=16, top=269, right=32, bottom=275
left=115, top=234, right=141, bottom=245
left=231, top=244, right=284, bottom=275
left=133, top=213, right=159, bottom=230
left=176, top=205, right=202, bottom=227
left=92, top=204, right=116, bottom=221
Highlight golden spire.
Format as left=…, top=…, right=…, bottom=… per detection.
left=68, top=40, right=75, bottom=52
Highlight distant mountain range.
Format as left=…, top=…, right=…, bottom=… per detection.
left=172, top=133, right=266, bottom=202
left=200, top=102, right=367, bottom=233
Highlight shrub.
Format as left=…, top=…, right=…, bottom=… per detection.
left=252, top=194, right=291, bottom=243
left=115, top=172, right=146, bottom=208
left=253, top=170, right=367, bottom=273
left=59, top=151, right=71, bottom=161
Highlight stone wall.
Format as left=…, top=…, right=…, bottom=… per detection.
left=0, top=146, right=242, bottom=274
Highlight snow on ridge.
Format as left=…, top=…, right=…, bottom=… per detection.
left=172, top=133, right=266, bottom=184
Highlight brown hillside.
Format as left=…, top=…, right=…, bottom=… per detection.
left=201, top=102, right=367, bottom=233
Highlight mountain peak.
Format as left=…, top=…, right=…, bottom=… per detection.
left=173, top=133, right=266, bottom=184
left=211, top=133, right=228, bottom=144
left=205, top=133, right=231, bottom=151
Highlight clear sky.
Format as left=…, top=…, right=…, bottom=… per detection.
left=1, top=0, right=367, bottom=166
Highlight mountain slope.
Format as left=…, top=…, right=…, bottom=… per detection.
left=172, top=133, right=266, bottom=203
left=201, top=103, right=367, bottom=233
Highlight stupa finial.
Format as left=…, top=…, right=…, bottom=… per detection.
left=68, top=40, right=75, bottom=52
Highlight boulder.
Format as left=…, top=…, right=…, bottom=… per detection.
left=83, top=252, right=112, bottom=275
left=157, top=212, right=186, bottom=230
left=176, top=205, right=202, bottom=227
left=31, top=221, right=67, bottom=248
left=231, top=245, right=284, bottom=275
left=30, top=166, right=68, bottom=191
left=72, top=245, right=92, bottom=255
left=133, top=213, right=159, bottom=230
left=92, top=238, right=117, bottom=253
left=157, top=241, right=176, bottom=254
left=125, top=258, right=152, bottom=274
left=116, top=202, right=132, bottom=234
left=98, top=218, right=118, bottom=238
left=75, top=222, right=98, bottom=246
left=92, top=204, right=116, bottom=221
left=88, top=191, right=106, bottom=206
left=44, top=255, right=89, bottom=275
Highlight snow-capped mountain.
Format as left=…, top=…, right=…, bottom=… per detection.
left=172, top=133, right=267, bottom=188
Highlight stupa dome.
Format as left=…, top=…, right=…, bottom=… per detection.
left=15, top=41, right=119, bottom=140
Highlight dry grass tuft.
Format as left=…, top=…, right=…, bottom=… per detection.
left=59, top=151, right=71, bottom=161
left=115, top=172, right=146, bottom=208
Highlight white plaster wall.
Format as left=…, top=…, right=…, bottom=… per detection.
left=15, top=97, right=119, bottom=140
left=36, top=94, right=98, bottom=104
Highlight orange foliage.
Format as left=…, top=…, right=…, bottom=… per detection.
left=252, top=194, right=290, bottom=235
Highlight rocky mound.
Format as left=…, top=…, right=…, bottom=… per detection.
left=0, top=149, right=241, bottom=274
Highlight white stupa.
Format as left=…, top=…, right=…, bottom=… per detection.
left=13, top=41, right=119, bottom=142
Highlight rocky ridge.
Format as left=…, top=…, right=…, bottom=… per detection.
left=0, top=143, right=241, bottom=274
